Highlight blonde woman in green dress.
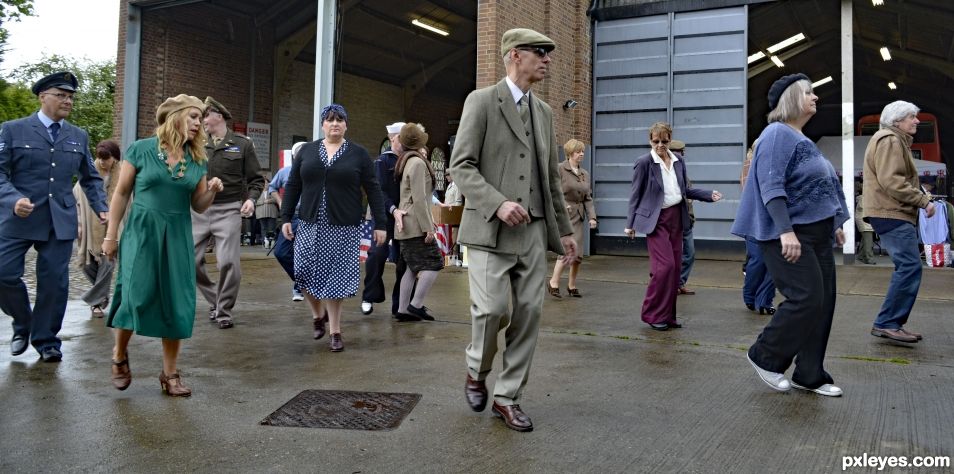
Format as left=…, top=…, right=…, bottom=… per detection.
left=102, top=95, right=224, bottom=396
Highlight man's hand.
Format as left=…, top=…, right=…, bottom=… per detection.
left=393, top=209, right=407, bottom=233
left=374, top=229, right=387, bottom=246
left=560, top=235, right=578, bottom=264
left=589, top=218, right=598, bottom=229
left=496, top=201, right=530, bottom=227
left=779, top=231, right=801, bottom=263
left=240, top=198, right=254, bottom=217
left=925, top=201, right=936, bottom=218
left=13, top=197, right=33, bottom=218
left=97, top=211, right=108, bottom=225
left=424, top=231, right=435, bottom=243
left=281, top=222, right=294, bottom=240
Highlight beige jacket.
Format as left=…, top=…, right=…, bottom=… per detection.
left=449, top=79, right=573, bottom=254
left=558, top=160, right=596, bottom=224
left=395, top=152, right=435, bottom=240
left=862, top=126, right=929, bottom=225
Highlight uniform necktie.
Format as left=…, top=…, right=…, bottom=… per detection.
left=519, top=94, right=530, bottom=127
left=50, top=122, right=60, bottom=142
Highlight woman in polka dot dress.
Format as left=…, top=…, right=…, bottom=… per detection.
left=280, top=104, right=387, bottom=352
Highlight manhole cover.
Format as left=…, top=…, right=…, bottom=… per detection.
left=261, top=390, right=421, bottom=431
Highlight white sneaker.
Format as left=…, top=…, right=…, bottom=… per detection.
left=747, top=354, right=791, bottom=391
left=361, top=301, right=373, bottom=315
left=292, top=290, right=304, bottom=301
left=791, top=382, right=842, bottom=397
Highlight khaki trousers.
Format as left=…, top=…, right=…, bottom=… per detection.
left=192, top=202, right=242, bottom=320
left=465, top=219, right=545, bottom=405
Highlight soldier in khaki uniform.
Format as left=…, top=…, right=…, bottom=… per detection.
left=193, top=97, right=265, bottom=329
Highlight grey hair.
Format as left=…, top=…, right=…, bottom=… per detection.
left=879, top=100, right=919, bottom=129
left=767, top=79, right=811, bottom=123
left=502, top=50, right=513, bottom=68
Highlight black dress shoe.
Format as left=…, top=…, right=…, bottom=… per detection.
left=745, top=303, right=756, bottom=311
left=39, top=347, right=62, bottom=362
left=217, top=318, right=234, bottom=329
left=11, top=334, right=28, bottom=356
left=407, top=304, right=435, bottom=321
left=491, top=402, right=533, bottom=432
left=465, top=374, right=488, bottom=412
left=394, top=312, right=422, bottom=322
left=667, top=322, right=683, bottom=329
left=758, top=306, right=776, bottom=315
left=649, top=323, right=669, bottom=331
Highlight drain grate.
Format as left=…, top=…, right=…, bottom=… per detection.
left=261, top=390, right=421, bottom=431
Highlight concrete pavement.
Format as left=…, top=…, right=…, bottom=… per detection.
left=1, top=251, right=952, bottom=473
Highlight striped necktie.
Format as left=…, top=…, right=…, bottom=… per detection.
left=519, top=94, right=530, bottom=128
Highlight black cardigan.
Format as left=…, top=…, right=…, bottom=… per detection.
left=281, top=140, right=387, bottom=230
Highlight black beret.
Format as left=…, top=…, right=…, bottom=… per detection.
left=32, top=71, right=79, bottom=95
left=767, top=73, right=810, bottom=111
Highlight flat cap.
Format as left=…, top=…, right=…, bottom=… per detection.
left=500, top=28, right=555, bottom=57
left=386, top=122, right=406, bottom=134
left=204, top=96, right=232, bottom=120
left=669, top=139, right=686, bottom=151
left=767, top=73, right=809, bottom=111
left=32, top=71, right=78, bottom=95
left=156, top=94, right=205, bottom=125
left=399, top=123, right=428, bottom=151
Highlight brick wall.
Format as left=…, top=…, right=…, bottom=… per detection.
left=275, top=59, right=315, bottom=152
left=335, top=72, right=404, bottom=155
left=475, top=0, right=592, bottom=147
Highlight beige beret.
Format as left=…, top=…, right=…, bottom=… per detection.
left=500, top=28, right=556, bottom=56
left=156, top=94, right=205, bottom=125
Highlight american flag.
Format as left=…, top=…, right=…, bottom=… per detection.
left=434, top=224, right=452, bottom=256
left=359, top=220, right=373, bottom=262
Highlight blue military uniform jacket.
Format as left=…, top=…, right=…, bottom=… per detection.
left=0, top=112, right=106, bottom=241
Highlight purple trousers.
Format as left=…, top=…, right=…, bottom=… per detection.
left=641, top=205, right=683, bottom=325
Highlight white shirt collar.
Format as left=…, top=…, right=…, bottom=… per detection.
left=37, top=110, right=64, bottom=129
left=505, top=77, right=529, bottom=104
left=650, top=149, right=679, bottom=166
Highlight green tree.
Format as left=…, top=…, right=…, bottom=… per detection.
left=0, top=76, right=32, bottom=120
left=0, top=0, right=34, bottom=64
left=10, top=55, right=116, bottom=149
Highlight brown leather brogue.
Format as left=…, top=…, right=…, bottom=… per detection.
left=465, top=374, right=488, bottom=412
left=491, top=402, right=533, bottom=432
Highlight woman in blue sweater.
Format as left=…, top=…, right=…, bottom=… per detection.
left=731, top=74, right=849, bottom=397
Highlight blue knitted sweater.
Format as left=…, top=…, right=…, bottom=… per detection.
left=731, top=122, right=849, bottom=241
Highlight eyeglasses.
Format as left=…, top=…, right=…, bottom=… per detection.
left=517, top=47, right=550, bottom=58
left=44, top=92, right=74, bottom=102
left=651, top=140, right=670, bottom=145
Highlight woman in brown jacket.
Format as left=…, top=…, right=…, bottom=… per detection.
left=548, top=139, right=597, bottom=298
left=394, top=123, right=443, bottom=321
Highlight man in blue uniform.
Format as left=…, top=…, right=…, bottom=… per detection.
left=0, top=71, right=107, bottom=361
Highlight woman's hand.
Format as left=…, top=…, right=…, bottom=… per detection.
left=374, top=229, right=387, bottom=246
left=779, top=231, right=801, bottom=263
left=711, top=190, right=723, bottom=202
left=393, top=209, right=407, bottom=233
left=208, top=177, right=224, bottom=193
left=282, top=222, right=294, bottom=240
left=834, top=228, right=846, bottom=247
left=589, top=218, right=598, bottom=229
left=101, top=239, right=118, bottom=260
left=424, top=231, right=435, bottom=243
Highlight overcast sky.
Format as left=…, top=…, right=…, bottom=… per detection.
left=2, top=0, right=120, bottom=75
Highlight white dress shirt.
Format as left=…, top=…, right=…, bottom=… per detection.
left=651, top=149, right=683, bottom=209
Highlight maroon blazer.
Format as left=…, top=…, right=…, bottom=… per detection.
left=625, top=152, right=713, bottom=235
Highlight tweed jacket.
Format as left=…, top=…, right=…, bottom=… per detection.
left=395, top=151, right=435, bottom=240
left=626, top=152, right=714, bottom=235
left=449, top=79, right=573, bottom=254
left=0, top=112, right=106, bottom=241
left=558, top=160, right=596, bottom=223
left=862, top=126, right=930, bottom=225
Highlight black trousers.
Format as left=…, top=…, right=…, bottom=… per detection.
left=749, top=218, right=836, bottom=389
left=361, top=220, right=407, bottom=315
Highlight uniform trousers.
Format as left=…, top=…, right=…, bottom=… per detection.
left=642, top=206, right=683, bottom=325
left=192, top=201, right=242, bottom=321
left=465, top=219, right=545, bottom=405
left=0, top=230, right=73, bottom=351
left=749, top=218, right=836, bottom=389
left=362, top=217, right=407, bottom=315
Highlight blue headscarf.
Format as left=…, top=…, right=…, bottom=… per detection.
left=320, top=103, right=348, bottom=123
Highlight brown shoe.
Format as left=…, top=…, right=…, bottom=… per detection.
left=547, top=282, right=561, bottom=298
left=217, top=318, right=234, bottom=329
left=677, top=286, right=696, bottom=295
left=491, top=402, right=533, bottom=432
left=313, top=314, right=328, bottom=340
left=465, top=374, right=488, bottom=412
left=111, top=355, right=131, bottom=391
left=900, top=328, right=923, bottom=340
left=567, top=288, right=581, bottom=298
left=871, top=327, right=918, bottom=343
left=159, top=370, right=192, bottom=397
left=330, top=333, right=344, bottom=352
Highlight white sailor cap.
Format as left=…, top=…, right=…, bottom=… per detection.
left=386, top=122, right=406, bottom=134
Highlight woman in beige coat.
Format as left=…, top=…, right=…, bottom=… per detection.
left=394, top=123, right=443, bottom=321
left=74, top=140, right=123, bottom=317
left=548, top=139, right=597, bottom=297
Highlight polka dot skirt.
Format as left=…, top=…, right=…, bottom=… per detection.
left=293, top=141, right=361, bottom=299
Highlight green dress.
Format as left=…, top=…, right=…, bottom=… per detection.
left=106, top=137, right=206, bottom=339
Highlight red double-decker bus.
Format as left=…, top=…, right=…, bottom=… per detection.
left=857, top=112, right=941, bottom=163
